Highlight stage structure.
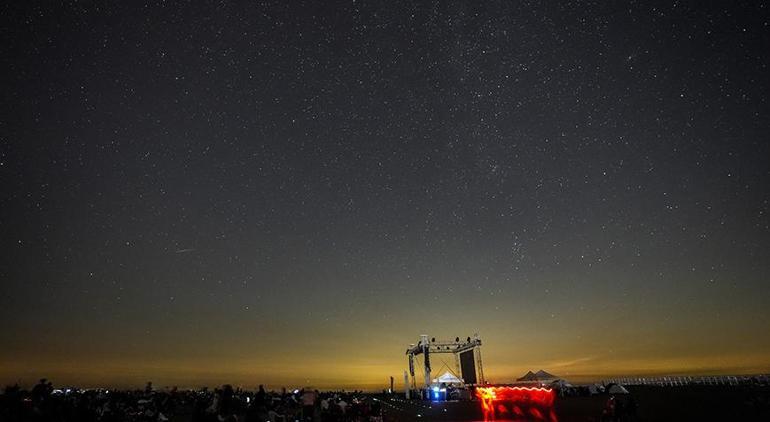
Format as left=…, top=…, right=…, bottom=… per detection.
left=405, top=333, right=485, bottom=391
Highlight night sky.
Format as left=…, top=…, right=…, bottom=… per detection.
left=2, top=1, right=769, bottom=390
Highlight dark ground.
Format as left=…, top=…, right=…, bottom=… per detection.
left=378, top=385, right=770, bottom=421
left=3, top=384, right=768, bottom=421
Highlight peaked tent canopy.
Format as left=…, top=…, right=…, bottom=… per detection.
left=534, top=370, right=557, bottom=379
left=517, top=370, right=558, bottom=381
left=517, top=371, right=536, bottom=381
left=606, top=383, right=630, bottom=394
left=433, top=371, right=463, bottom=384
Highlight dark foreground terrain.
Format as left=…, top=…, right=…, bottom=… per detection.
left=379, top=385, right=770, bottom=421
left=2, top=384, right=769, bottom=421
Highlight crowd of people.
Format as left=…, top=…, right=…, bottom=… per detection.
left=0, top=379, right=384, bottom=422
left=600, top=394, right=638, bottom=422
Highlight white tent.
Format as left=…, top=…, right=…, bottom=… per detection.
left=550, top=379, right=573, bottom=389
left=607, top=384, right=629, bottom=394
left=432, top=371, right=463, bottom=384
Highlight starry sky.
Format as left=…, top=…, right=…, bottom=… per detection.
left=1, top=1, right=769, bottom=390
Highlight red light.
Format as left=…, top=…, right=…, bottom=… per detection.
left=475, top=386, right=557, bottom=421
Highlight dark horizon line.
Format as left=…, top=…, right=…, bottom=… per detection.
left=4, top=372, right=768, bottom=392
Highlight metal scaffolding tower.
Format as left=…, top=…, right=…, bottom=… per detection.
left=405, top=333, right=485, bottom=391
